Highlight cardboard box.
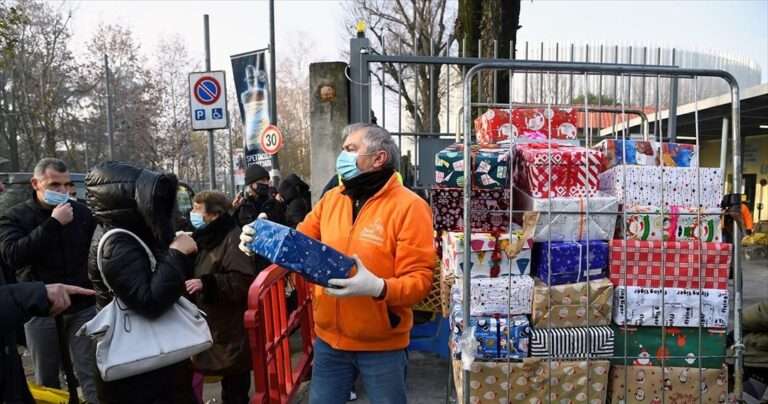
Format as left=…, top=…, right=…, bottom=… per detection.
left=598, top=166, right=723, bottom=209
left=530, top=326, right=614, bottom=359
left=514, top=143, right=604, bottom=198
left=431, top=188, right=510, bottom=233
left=531, top=278, right=614, bottom=328
left=474, top=107, right=578, bottom=144
left=453, top=358, right=610, bottom=404
left=595, top=139, right=657, bottom=169
left=658, top=142, right=698, bottom=167
left=620, top=205, right=723, bottom=242
left=613, top=286, right=729, bottom=329
left=474, top=148, right=511, bottom=189
left=443, top=230, right=532, bottom=278
left=532, top=240, right=609, bottom=286
left=452, top=276, right=535, bottom=317
left=609, top=240, right=731, bottom=290
left=608, top=365, right=728, bottom=404
left=450, top=309, right=531, bottom=360
left=612, top=325, right=727, bottom=368
left=247, top=219, right=353, bottom=286
left=514, top=188, right=618, bottom=242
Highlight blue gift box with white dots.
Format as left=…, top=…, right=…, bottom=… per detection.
left=248, top=219, right=354, bottom=287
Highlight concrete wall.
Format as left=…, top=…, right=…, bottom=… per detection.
left=309, top=62, right=349, bottom=204
left=700, top=135, right=768, bottom=222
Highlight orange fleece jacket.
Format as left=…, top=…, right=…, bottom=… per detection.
left=297, top=173, right=435, bottom=351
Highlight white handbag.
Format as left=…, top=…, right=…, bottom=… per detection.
left=77, top=228, right=213, bottom=381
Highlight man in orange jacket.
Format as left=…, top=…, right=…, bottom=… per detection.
left=240, top=123, right=435, bottom=403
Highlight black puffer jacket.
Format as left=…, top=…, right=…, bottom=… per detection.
left=0, top=194, right=96, bottom=314
left=0, top=269, right=48, bottom=404
left=278, top=174, right=311, bottom=228
left=85, top=161, right=196, bottom=404
left=234, top=192, right=286, bottom=228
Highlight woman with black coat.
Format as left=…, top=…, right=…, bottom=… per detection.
left=185, top=191, right=255, bottom=404
left=85, top=161, right=198, bottom=404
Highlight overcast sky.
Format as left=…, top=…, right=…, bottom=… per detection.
left=68, top=0, right=768, bottom=87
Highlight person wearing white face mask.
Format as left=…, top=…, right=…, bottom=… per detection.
left=186, top=191, right=257, bottom=404
left=240, top=123, right=435, bottom=404
left=0, top=158, right=99, bottom=403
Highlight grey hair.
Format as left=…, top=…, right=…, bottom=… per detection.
left=343, top=123, right=400, bottom=170
left=33, top=158, right=68, bottom=178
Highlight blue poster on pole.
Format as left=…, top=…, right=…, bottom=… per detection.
left=230, top=48, right=272, bottom=169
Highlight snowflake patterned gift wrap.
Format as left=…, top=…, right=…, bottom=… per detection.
left=442, top=227, right=533, bottom=278
left=598, top=166, right=723, bottom=208
left=613, top=286, right=729, bottom=329
left=514, top=142, right=604, bottom=198
left=453, top=358, right=610, bottom=404
left=431, top=188, right=511, bottom=233
left=514, top=188, right=618, bottom=242
left=247, top=219, right=354, bottom=287
left=530, top=326, right=615, bottom=359
left=531, top=278, right=614, bottom=328
left=608, top=240, right=731, bottom=290
left=450, top=307, right=531, bottom=360
left=532, top=240, right=609, bottom=286
left=594, top=139, right=657, bottom=169
left=619, top=205, right=723, bottom=242
left=451, top=276, right=534, bottom=317
left=609, top=365, right=728, bottom=404
left=612, top=325, right=727, bottom=368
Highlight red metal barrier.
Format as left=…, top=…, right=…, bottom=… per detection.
left=245, top=265, right=315, bottom=404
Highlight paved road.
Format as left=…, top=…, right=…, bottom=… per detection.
left=22, top=256, right=768, bottom=403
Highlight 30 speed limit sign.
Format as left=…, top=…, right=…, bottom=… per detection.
left=259, top=125, right=284, bottom=155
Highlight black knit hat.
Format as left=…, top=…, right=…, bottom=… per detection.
left=244, top=164, right=269, bottom=185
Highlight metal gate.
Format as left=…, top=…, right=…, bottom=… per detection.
left=349, top=36, right=743, bottom=404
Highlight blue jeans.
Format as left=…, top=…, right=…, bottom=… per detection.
left=309, top=338, right=408, bottom=404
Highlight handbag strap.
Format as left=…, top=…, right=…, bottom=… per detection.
left=97, top=228, right=157, bottom=292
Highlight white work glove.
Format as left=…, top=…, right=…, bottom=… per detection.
left=239, top=224, right=255, bottom=256
left=325, top=255, right=385, bottom=298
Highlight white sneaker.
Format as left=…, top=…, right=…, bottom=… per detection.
left=348, top=390, right=358, bottom=402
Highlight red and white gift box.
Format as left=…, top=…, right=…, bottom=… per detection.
left=514, top=143, right=604, bottom=198
left=474, top=107, right=578, bottom=144
left=609, top=240, right=732, bottom=290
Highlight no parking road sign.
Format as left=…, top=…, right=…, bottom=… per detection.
left=188, top=71, right=228, bottom=130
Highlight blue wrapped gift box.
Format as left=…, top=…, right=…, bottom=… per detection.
left=248, top=219, right=354, bottom=286
left=451, top=306, right=531, bottom=360
left=532, top=240, right=609, bottom=285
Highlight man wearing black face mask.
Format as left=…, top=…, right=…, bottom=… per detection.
left=232, top=164, right=286, bottom=227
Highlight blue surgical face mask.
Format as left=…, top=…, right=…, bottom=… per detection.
left=336, top=150, right=360, bottom=180
left=43, top=190, right=70, bottom=206
left=190, top=212, right=207, bottom=229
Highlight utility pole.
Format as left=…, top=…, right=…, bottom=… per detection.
left=204, top=14, right=217, bottom=190
left=227, top=110, right=236, bottom=196
left=104, top=54, right=114, bottom=160
left=268, top=0, right=281, bottom=186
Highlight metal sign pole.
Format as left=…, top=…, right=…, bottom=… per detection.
left=268, top=0, right=281, bottom=185
left=204, top=14, right=217, bottom=190
left=227, top=110, right=236, bottom=196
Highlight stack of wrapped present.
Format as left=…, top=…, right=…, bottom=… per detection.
left=596, top=138, right=731, bottom=403
left=513, top=141, right=615, bottom=404
left=440, top=108, right=615, bottom=403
